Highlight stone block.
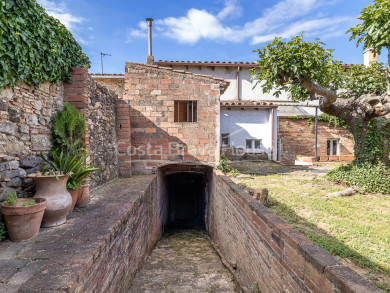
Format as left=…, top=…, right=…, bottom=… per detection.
left=0, top=168, right=26, bottom=180
left=5, top=177, right=21, bottom=188
left=325, top=265, right=382, bottom=293
left=0, top=100, right=9, bottom=111
left=0, top=88, right=13, bottom=101
left=31, top=135, right=51, bottom=151
left=8, top=108, right=20, bottom=123
left=20, top=156, right=42, bottom=168
left=298, top=243, right=340, bottom=273
left=0, top=122, right=18, bottom=135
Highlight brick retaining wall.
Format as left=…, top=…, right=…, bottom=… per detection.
left=0, top=176, right=160, bottom=292
left=208, top=170, right=381, bottom=293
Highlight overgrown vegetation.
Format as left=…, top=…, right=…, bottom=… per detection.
left=216, top=155, right=238, bottom=175
left=230, top=163, right=390, bottom=290
left=51, top=102, right=86, bottom=156
left=327, top=163, right=390, bottom=194
left=0, top=0, right=90, bottom=89
left=307, top=113, right=350, bottom=129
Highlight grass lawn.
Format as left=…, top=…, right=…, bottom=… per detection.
left=229, top=162, right=390, bottom=291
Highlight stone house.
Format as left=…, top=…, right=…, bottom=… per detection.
left=154, top=61, right=355, bottom=164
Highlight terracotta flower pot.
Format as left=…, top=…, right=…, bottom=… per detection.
left=76, top=185, right=89, bottom=208
left=28, top=173, right=72, bottom=227
left=67, top=188, right=81, bottom=213
left=1, top=198, right=47, bottom=242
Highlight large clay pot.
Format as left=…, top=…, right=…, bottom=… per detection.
left=67, top=188, right=81, bottom=213
left=1, top=198, right=47, bottom=242
left=76, top=185, right=89, bottom=208
left=28, top=173, right=72, bottom=227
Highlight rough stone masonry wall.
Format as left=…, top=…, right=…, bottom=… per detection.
left=0, top=83, right=63, bottom=199
left=124, top=62, right=226, bottom=174
left=0, top=67, right=126, bottom=201
left=64, top=67, right=124, bottom=188
left=90, top=75, right=125, bottom=98
left=208, top=170, right=381, bottom=293
left=279, top=118, right=354, bottom=165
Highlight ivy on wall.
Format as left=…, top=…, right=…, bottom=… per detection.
left=0, top=0, right=90, bottom=89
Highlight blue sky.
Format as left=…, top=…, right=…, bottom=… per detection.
left=37, top=0, right=388, bottom=74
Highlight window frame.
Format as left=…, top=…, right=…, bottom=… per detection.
left=174, top=100, right=198, bottom=122
left=327, top=139, right=340, bottom=156
left=221, top=133, right=230, bottom=146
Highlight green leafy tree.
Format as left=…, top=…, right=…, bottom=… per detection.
left=0, top=0, right=90, bottom=89
left=251, top=0, right=390, bottom=165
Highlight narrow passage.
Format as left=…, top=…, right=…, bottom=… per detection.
left=128, top=230, right=235, bottom=293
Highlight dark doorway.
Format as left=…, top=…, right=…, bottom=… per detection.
left=166, top=173, right=206, bottom=230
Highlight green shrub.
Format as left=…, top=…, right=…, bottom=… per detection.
left=326, top=163, right=390, bottom=194
left=51, top=102, right=86, bottom=156
left=4, top=192, right=18, bottom=206
left=0, top=0, right=90, bottom=89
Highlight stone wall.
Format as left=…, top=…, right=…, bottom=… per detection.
left=90, top=74, right=125, bottom=98
left=208, top=170, right=380, bottom=293
left=278, top=118, right=354, bottom=164
left=124, top=62, right=228, bottom=174
left=0, top=67, right=126, bottom=201
left=0, top=83, right=63, bottom=199
left=64, top=68, right=123, bottom=188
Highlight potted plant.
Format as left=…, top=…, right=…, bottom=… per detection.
left=74, top=163, right=100, bottom=208
left=28, top=152, right=77, bottom=227
left=68, top=156, right=100, bottom=210
left=1, top=192, right=47, bottom=242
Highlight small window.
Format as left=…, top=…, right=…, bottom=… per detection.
left=327, top=139, right=340, bottom=155
left=221, top=133, right=229, bottom=146
left=254, top=139, right=261, bottom=150
left=174, top=101, right=197, bottom=122
left=246, top=139, right=253, bottom=149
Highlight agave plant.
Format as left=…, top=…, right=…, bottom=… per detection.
left=38, top=151, right=100, bottom=188
left=66, top=159, right=101, bottom=190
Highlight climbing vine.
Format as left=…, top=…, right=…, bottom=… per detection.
left=354, top=117, right=390, bottom=165
left=307, top=113, right=349, bottom=129
left=0, top=0, right=90, bottom=89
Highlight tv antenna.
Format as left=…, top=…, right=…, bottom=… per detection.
left=100, top=52, right=111, bottom=74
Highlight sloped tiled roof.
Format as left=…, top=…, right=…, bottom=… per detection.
left=156, top=60, right=360, bottom=70
left=156, top=60, right=257, bottom=67
left=220, top=100, right=277, bottom=108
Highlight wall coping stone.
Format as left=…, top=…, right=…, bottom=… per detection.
left=214, top=170, right=381, bottom=293
left=0, top=176, right=156, bottom=292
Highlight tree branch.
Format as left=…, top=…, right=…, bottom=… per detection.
left=300, top=79, right=338, bottom=104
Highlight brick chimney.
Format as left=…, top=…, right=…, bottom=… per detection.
left=146, top=18, right=154, bottom=64
left=363, top=47, right=377, bottom=67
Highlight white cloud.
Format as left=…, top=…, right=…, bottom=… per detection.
left=127, top=0, right=354, bottom=46
left=37, top=0, right=84, bottom=30
left=251, top=17, right=355, bottom=44
left=217, top=0, right=242, bottom=20
left=37, top=0, right=90, bottom=45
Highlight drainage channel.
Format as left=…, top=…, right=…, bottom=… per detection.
left=128, top=230, right=235, bottom=293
